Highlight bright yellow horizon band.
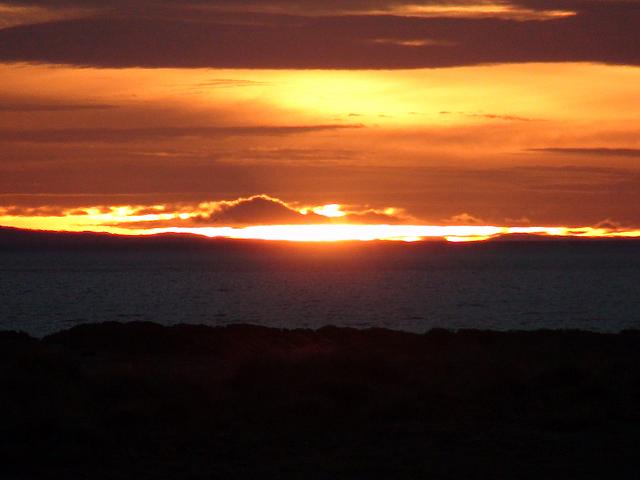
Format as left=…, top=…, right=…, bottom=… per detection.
left=2, top=222, right=639, bottom=243
left=127, top=225, right=640, bottom=242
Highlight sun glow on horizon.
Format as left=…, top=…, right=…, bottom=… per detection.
left=301, top=204, right=347, bottom=218
left=2, top=200, right=640, bottom=242
left=2, top=217, right=640, bottom=242
left=135, top=225, right=640, bottom=242
left=2, top=196, right=640, bottom=242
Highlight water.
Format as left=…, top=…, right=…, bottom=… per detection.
left=1, top=241, right=639, bottom=337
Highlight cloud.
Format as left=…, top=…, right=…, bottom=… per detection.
left=440, top=111, right=536, bottom=121
left=0, top=124, right=362, bottom=143
left=359, top=2, right=577, bottom=20
left=193, top=195, right=409, bottom=226
left=341, top=209, right=408, bottom=224
left=195, top=195, right=324, bottom=226
left=0, top=1, right=637, bottom=68
left=1, top=156, right=639, bottom=228
left=192, top=79, right=273, bottom=89
left=529, top=148, right=640, bottom=157
left=468, top=113, right=534, bottom=122
left=0, top=102, right=116, bottom=112
left=367, top=38, right=457, bottom=47
left=0, top=1, right=577, bottom=18
left=0, top=205, right=69, bottom=217
left=0, top=3, right=90, bottom=29
left=595, top=218, right=624, bottom=230
left=0, top=195, right=410, bottom=229
left=504, top=216, right=532, bottom=225
left=215, top=148, right=363, bottom=166
left=442, top=212, right=485, bottom=225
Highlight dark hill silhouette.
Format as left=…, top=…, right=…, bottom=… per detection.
left=0, top=225, right=636, bottom=251
left=0, top=226, right=222, bottom=250
left=2, top=322, right=640, bottom=479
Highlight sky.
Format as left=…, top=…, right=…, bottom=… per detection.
left=0, top=0, right=639, bottom=241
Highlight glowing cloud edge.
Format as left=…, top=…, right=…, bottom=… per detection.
left=136, top=225, right=640, bottom=243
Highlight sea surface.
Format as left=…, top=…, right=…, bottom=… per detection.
left=1, top=241, right=639, bottom=337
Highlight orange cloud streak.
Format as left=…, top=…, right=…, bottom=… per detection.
left=1, top=198, right=640, bottom=242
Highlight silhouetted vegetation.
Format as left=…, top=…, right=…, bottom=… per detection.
left=2, top=322, right=640, bottom=478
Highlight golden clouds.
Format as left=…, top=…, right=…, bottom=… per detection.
left=101, top=1, right=577, bottom=21
left=2, top=62, right=638, bottom=132
left=2, top=196, right=640, bottom=242
left=0, top=3, right=92, bottom=29
left=0, top=61, right=640, bottom=228
left=0, top=196, right=407, bottom=231
left=364, top=3, right=577, bottom=20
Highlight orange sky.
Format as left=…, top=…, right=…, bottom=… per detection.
left=0, top=0, right=639, bottom=241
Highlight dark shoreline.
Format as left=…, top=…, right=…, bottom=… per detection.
left=2, top=225, right=640, bottom=252
left=2, top=322, right=640, bottom=478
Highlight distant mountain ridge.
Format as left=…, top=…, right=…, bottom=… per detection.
left=0, top=226, right=222, bottom=250
left=0, top=225, right=636, bottom=250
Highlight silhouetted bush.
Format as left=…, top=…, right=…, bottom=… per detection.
left=1, top=323, right=640, bottom=479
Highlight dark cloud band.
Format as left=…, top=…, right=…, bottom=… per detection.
left=0, top=1, right=638, bottom=68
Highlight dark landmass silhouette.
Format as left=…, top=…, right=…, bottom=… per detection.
left=2, top=322, right=640, bottom=479
left=0, top=226, right=223, bottom=250
left=0, top=225, right=636, bottom=252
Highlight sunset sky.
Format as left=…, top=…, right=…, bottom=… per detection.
left=1, top=0, right=639, bottom=241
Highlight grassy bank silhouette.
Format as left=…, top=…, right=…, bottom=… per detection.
left=2, top=322, right=640, bottom=478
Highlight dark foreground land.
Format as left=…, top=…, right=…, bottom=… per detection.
left=2, top=323, right=640, bottom=479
